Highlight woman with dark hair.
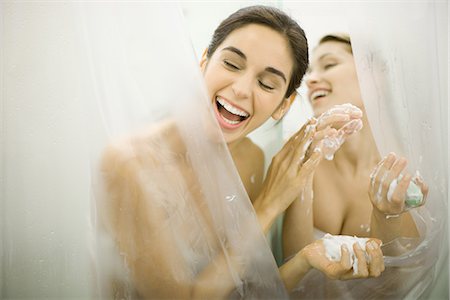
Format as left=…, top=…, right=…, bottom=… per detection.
left=100, top=8, right=384, bottom=298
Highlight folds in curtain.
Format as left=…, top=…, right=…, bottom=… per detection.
left=290, top=1, right=447, bottom=299
left=82, top=3, right=286, bottom=299
left=350, top=2, right=447, bottom=296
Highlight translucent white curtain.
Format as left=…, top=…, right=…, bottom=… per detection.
left=350, top=2, right=448, bottom=296
left=287, top=1, right=448, bottom=299
left=82, top=3, right=286, bottom=298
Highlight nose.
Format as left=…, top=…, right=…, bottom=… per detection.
left=305, top=70, right=320, bottom=89
left=232, top=73, right=253, bottom=100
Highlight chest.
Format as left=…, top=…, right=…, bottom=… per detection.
left=313, top=169, right=373, bottom=236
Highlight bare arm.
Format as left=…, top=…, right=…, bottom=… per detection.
left=282, top=174, right=314, bottom=259
left=369, top=153, right=427, bottom=253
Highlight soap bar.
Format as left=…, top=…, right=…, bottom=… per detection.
left=405, top=180, right=423, bottom=207
left=321, top=234, right=370, bottom=275
left=387, top=176, right=423, bottom=207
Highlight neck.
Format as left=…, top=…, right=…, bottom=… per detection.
left=332, top=116, right=381, bottom=176
left=226, top=136, right=248, bottom=154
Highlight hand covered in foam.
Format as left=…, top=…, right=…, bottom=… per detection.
left=310, top=103, right=363, bottom=160
left=300, top=234, right=384, bottom=279
left=254, top=118, right=323, bottom=221
left=369, top=152, right=428, bottom=216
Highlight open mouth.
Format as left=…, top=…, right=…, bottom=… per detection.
left=215, top=96, right=250, bottom=129
left=310, top=90, right=330, bottom=102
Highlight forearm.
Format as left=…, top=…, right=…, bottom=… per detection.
left=279, top=250, right=312, bottom=291
left=370, top=209, right=419, bottom=245
left=283, top=178, right=314, bottom=258
left=191, top=252, right=241, bottom=299
left=197, top=240, right=315, bottom=297
left=253, top=195, right=282, bottom=235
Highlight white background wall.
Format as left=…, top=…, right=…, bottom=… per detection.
left=1, top=2, right=93, bottom=297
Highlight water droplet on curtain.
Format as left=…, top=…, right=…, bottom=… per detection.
left=225, top=195, right=236, bottom=202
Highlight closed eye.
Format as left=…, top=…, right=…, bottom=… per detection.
left=259, top=80, right=274, bottom=91
left=223, top=60, right=239, bottom=70
left=324, top=63, right=337, bottom=70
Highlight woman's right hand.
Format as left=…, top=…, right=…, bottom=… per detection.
left=308, top=103, right=363, bottom=160
left=253, top=118, right=322, bottom=230
left=299, top=238, right=385, bottom=280
left=254, top=104, right=363, bottom=231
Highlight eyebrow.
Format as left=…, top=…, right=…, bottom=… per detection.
left=222, top=46, right=246, bottom=59
left=222, top=46, right=287, bottom=83
left=265, top=67, right=286, bottom=83
left=318, top=53, right=335, bottom=60
left=306, top=53, right=337, bottom=73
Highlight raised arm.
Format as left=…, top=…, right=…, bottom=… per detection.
left=369, top=152, right=428, bottom=254
left=252, top=118, right=321, bottom=234
left=283, top=104, right=364, bottom=258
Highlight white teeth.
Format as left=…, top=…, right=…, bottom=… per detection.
left=311, top=90, right=329, bottom=100
left=222, top=118, right=240, bottom=125
left=216, top=97, right=249, bottom=118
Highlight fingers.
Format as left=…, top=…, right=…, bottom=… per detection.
left=325, top=244, right=353, bottom=280
left=370, top=154, right=393, bottom=204
left=352, top=243, right=369, bottom=278
left=313, top=127, right=338, bottom=141
left=414, top=175, right=429, bottom=206
left=338, top=119, right=363, bottom=135
left=376, top=153, right=396, bottom=188
left=318, top=103, right=363, bottom=122
left=366, top=239, right=385, bottom=277
left=276, top=118, right=316, bottom=165
left=385, top=157, right=407, bottom=190
left=316, top=113, right=351, bottom=131
left=289, top=121, right=317, bottom=166
left=385, top=157, right=408, bottom=211
left=339, top=244, right=352, bottom=271
left=390, top=172, right=412, bottom=210
left=308, top=128, right=340, bottom=161
left=297, top=151, right=323, bottom=179
left=370, top=156, right=387, bottom=189
left=371, top=152, right=428, bottom=215
left=318, top=239, right=385, bottom=281
left=371, top=153, right=409, bottom=210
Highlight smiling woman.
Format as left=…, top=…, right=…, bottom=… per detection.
left=201, top=24, right=293, bottom=153
left=90, top=4, right=385, bottom=298
left=282, top=5, right=447, bottom=294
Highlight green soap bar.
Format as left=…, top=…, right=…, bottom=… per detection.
left=405, top=181, right=423, bottom=207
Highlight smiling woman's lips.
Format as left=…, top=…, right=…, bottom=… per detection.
left=214, top=98, right=249, bottom=130
left=217, top=101, right=243, bottom=123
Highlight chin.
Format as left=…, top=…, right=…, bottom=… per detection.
left=312, top=105, right=328, bottom=117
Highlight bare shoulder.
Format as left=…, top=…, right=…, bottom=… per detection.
left=100, top=119, right=183, bottom=172
left=232, top=137, right=264, bottom=168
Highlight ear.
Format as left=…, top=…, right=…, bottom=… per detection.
left=199, top=48, right=208, bottom=71
left=272, top=91, right=297, bottom=120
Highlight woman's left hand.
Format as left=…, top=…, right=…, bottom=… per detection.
left=299, top=238, right=385, bottom=280
left=369, top=153, right=428, bottom=216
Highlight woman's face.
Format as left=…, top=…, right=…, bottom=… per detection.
left=201, top=24, right=294, bottom=144
left=306, top=41, right=363, bottom=117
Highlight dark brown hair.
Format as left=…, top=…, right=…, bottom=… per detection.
left=318, top=33, right=352, bottom=54
left=207, top=5, right=308, bottom=98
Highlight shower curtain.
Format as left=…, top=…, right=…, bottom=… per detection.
left=1, top=1, right=447, bottom=299
left=287, top=1, right=448, bottom=299
left=83, top=3, right=286, bottom=299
